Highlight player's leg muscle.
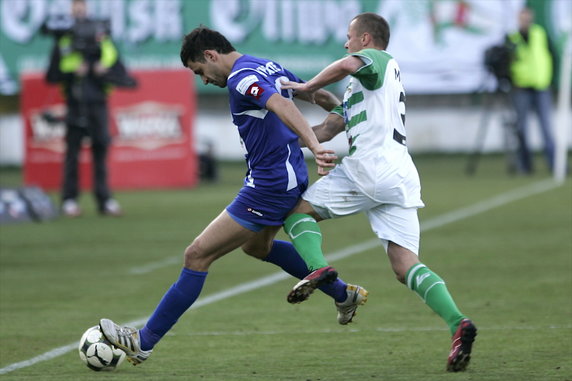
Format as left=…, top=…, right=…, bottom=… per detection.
left=184, top=210, right=256, bottom=271
left=242, top=225, right=282, bottom=259
left=387, top=242, right=420, bottom=284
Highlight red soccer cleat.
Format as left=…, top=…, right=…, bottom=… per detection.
left=447, top=318, right=477, bottom=372
left=287, top=266, right=338, bottom=304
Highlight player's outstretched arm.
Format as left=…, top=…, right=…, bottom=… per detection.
left=266, top=93, right=337, bottom=175
left=282, top=55, right=364, bottom=94
left=299, top=113, right=346, bottom=147
left=313, top=113, right=346, bottom=144
left=295, top=88, right=341, bottom=112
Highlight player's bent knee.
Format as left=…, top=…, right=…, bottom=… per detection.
left=393, top=270, right=407, bottom=284
left=183, top=240, right=211, bottom=271
left=388, top=262, right=408, bottom=284
left=241, top=243, right=269, bottom=260
left=387, top=242, right=419, bottom=284
left=241, top=235, right=274, bottom=260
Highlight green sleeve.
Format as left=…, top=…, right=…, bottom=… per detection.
left=348, top=49, right=392, bottom=91
left=330, top=105, right=343, bottom=117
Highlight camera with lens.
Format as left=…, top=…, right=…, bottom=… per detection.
left=483, top=41, right=515, bottom=89
left=43, top=13, right=136, bottom=89
left=483, top=39, right=516, bottom=92
left=41, top=15, right=111, bottom=60
left=40, top=14, right=74, bottom=39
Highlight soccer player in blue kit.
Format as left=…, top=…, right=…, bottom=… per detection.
left=99, top=26, right=367, bottom=365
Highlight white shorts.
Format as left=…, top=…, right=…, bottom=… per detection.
left=302, top=165, right=421, bottom=255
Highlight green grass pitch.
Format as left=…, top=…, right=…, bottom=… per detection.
left=0, top=155, right=571, bottom=380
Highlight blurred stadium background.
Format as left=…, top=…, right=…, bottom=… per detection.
left=0, top=0, right=571, bottom=379
left=0, top=0, right=570, bottom=176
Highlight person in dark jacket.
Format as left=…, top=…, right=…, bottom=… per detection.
left=45, top=0, right=134, bottom=216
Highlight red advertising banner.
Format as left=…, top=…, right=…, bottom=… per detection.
left=21, top=70, right=198, bottom=190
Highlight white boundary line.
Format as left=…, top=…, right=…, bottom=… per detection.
left=177, top=324, right=572, bottom=337
left=0, top=179, right=562, bottom=375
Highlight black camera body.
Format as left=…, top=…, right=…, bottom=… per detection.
left=43, top=15, right=137, bottom=90
left=483, top=40, right=516, bottom=93
left=42, top=15, right=111, bottom=60
left=40, top=14, right=74, bottom=39
left=484, top=41, right=516, bottom=82
left=71, top=19, right=111, bottom=60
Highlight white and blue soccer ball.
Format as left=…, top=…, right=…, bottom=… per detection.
left=78, top=325, right=126, bottom=371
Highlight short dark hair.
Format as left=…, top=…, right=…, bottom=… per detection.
left=180, top=26, right=236, bottom=67
left=353, top=13, right=390, bottom=49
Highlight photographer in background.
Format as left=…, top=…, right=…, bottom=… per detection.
left=508, top=7, right=555, bottom=174
left=45, top=0, right=135, bottom=217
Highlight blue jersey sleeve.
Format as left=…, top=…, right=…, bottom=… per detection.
left=229, top=70, right=279, bottom=109
left=229, top=65, right=305, bottom=109
left=225, top=55, right=310, bottom=195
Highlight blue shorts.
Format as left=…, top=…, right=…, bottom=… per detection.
left=226, top=183, right=307, bottom=232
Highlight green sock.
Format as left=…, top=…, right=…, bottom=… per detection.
left=283, top=213, right=329, bottom=271
left=406, top=263, right=466, bottom=335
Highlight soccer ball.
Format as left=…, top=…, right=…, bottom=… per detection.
left=78, top=325, right=126, bottom=371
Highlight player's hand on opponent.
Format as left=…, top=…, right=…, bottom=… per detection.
left=281, top=80, right=316, bottom=104
left=312, top=147, right=337, bottom=176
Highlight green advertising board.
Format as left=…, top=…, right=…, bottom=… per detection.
left=0, top=0, right=569, bottom=95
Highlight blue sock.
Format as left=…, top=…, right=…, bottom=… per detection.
left=263, top=240, right=348, bottom=302
left=139, top=268, right=207, bottom=351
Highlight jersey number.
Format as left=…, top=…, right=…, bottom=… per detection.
left=275, top=76, right=294, bottom=99
left=399, top=91, right=406, bottom=126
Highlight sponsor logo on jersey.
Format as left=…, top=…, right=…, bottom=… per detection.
left=236, top=74, right=259, bottom=95
left=247, top=207, right=263, bottom=217
left=246, top=83, right=264, bottom=100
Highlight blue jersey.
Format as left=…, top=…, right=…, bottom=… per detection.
left=227, top=55, right=308, bottom=194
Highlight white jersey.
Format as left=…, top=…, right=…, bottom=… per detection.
left=337, top=48, right=424, bottom=208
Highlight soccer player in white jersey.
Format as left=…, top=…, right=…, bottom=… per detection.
left=281, top=13, right=477, bottom=372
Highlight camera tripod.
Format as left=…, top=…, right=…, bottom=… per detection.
left=466, top=78, right=523, bottom=175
